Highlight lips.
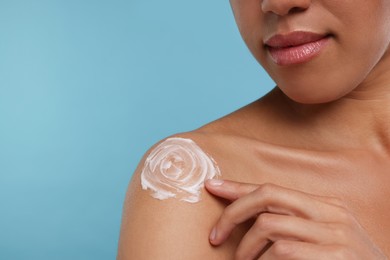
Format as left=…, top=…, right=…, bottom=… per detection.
left=264, top=31, right=331, bottom=66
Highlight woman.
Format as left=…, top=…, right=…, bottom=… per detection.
left=118, top=0, right=390, bottom=259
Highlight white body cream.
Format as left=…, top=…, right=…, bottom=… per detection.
left=140, top=137, right=221, bottom=203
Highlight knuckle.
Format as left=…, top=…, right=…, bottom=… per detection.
left=256, top=183, right=277, bottom=198
left=270, top=240, right=296, bottom=258
left=254, top=213, right=274, bottom=230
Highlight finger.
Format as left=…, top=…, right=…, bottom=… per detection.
left=206, top=179, right=347, bottom=208
left=259, top=240, right=336, bottom=260
left=210, top=183, right=349, bottom=245
left=235, top=213, right=340, bottom=260
left=205, top=179, right=259, bottom=201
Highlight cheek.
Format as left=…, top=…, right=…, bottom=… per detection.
left=231, top=0, right=265, bottom=46
left=335, top=3, right=390, bottom=83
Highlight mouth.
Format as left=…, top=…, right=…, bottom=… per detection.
left=264, top=31, right=332, bottom=66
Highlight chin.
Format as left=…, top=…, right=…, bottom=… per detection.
left=279, top=86, right=346, bottom=105
left=289, top=96, right=336, bottom=105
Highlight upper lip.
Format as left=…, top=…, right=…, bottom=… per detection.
left=264, top=31, right=328, bottom=48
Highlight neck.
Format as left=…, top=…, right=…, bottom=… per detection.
left=275, top=60, right=390, bottom=153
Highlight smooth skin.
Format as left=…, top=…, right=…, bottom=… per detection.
left=118, top=0, right=390, bottom=259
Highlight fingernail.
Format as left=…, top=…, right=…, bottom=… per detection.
left=210, top=227, right=217, bottom=241
left=208, top=179, right=224, bottom=186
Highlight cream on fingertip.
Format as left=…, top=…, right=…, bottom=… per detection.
left=207, top=179, right=224, bottom=186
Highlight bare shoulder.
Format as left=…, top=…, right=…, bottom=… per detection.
left=117, top=131, right=248, bottom=260
left=117, top=95, right=278, bottom=259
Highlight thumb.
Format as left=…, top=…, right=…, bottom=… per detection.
left=205, top=179, right=259, bottom=201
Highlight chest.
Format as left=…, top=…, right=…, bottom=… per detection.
left=218, top=147, right=390, bottom=255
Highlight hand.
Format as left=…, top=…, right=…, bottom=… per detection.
left=205, top=179, right=387, bottom=260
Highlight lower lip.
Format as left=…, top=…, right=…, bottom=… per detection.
left=267, top=36, right=331, bottom=66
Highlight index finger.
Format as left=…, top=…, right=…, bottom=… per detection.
left=205, top=179, right=259, bottom=201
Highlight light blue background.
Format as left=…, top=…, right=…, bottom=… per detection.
left=0, top=1, right=274, bottom=259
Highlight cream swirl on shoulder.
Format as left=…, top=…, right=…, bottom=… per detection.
left=140, top=137, right=221, bottom=203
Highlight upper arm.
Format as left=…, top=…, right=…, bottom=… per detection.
left=117, top=138, right=242, bottom=259
left=117, top=168, right=224, bottom=259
